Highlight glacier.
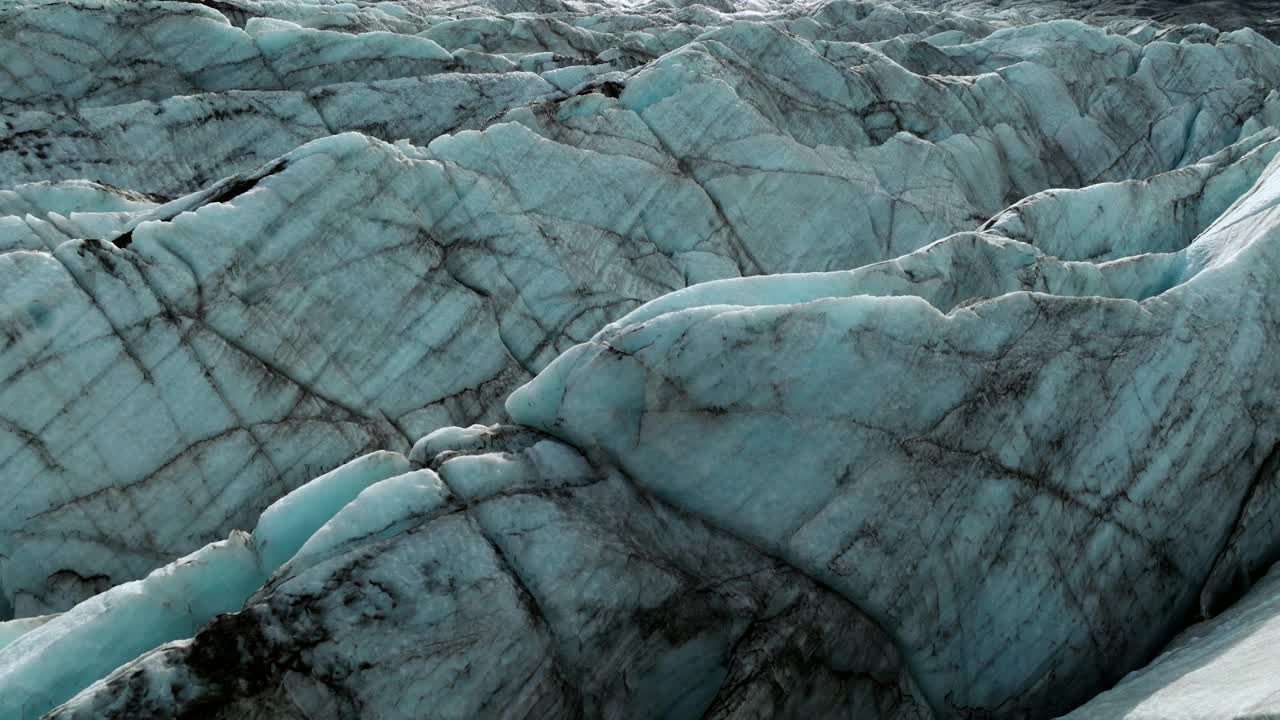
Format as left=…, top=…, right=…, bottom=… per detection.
left=3, top=0, right=1280, bottom=717
left=0, top=450, right=411, bottom=717
left=503, top=145, right=1280, bottom=715
left=1062, top=561, right=1280, bottom=720
left=6, top=0, right=1280, bottom=618
left=37, top=427, right=931, bottom=719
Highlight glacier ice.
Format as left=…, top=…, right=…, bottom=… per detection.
left=285, top=468, right=453, bottom=574
left=0, top=532, right=264, bottom=718
left=252, top=450, right=411, bottom=571
left=4, top=0, right=1280, bottom=717
left=0, top=450, right=410, bottom=718
left=0, top=614, right=57, bottom=653
left=1062, top=560, right=1280, bottom=720
left=47, top=427, right=931, bottom=719
left=25, top=140, right=1280, bottom=720
left=504, top=149, right=1280, bottom=715
left=6, top=1, right=1280, bottom=618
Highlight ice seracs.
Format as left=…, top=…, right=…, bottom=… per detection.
left=4, top=0, right=1280, bottom=717
left=505, top=150, right=1280, bottom=716
left=26, top=129, right=1280, bottom=720
left=5, top=0, right=1280, bottom=199
left=0, top=450, right=410, bottom=718
left=6, top=4, right=1280, bottom=617
left=43, top=428, right=931, bottom=719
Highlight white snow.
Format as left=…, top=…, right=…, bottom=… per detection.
left=1061, top=562, right=1280, bottom=719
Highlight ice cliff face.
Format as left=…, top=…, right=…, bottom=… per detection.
left=6, top=0, right=1280, bottom=619
left=32, top=434, right=931, bottom=719
left=3, top=0, right=1280, bottom=718
left=503, top=146, right=1280, bottom=715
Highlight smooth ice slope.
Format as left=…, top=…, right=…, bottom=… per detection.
left=285, top=468, right=453, bottom=574
left=1061, top=561, right=1280, bottom=719
left=0, top=533, right=263, bottom=719
left=0, top=615, right=56, bottom=652
left=253, top=450, right=410, bottom=570
left=36, top=120, right=1280, bottom=720
left=0, top=450, right=408, bottom=718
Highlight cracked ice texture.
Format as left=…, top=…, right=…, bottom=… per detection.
left=4, top=0, right=1280, bottom=716
left=6, top=0, right=1280, bottom=618
left=4, top=0, right=1280, bottom=199
left=927, top=0, right=1280, bottom=40
left=1, top=121, right=746, bottom=614
left=29, top=114, right=1280, bottom=720
left=43, top=426, right=932, bottom=720
left=503, top=148, right=1280, bottom=716
left=0, top=450, right=410, bottom=717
